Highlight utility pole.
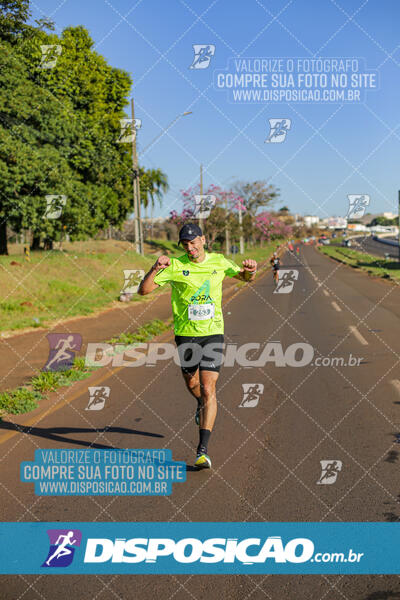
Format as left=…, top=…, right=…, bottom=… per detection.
left=131, top=98, right=143, bottom=255
left=238, top=204, right=244, bottom=254
left=199, top=164, right=203, bottom=230
left=225, top=193, right=230, bottom=255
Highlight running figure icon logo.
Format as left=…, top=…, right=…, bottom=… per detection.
left=120, top=269, right=145, bottom=295
left=43, top=333, right=82, bottom=372
left=274, top=269, right=299, bottom=294
left=42, top=529, right=82, bottom=568
left=193, top=194, right=216, bottom=219
left=346, top=194, right=370, bottom=219
left=86, top=386, right=110, bottom=411
left=117, top=118, right=142, bottom=143
left=189, top=45, right=216, bottom=69
left=44, top=195, right=67, bottom=219
left=316, top=460, right=343, bottom=485
left=39, top=44, right=62, bottom=69
left=239, top=384, right=264, bottom=408
left=265, top=119, right=291, bottom=143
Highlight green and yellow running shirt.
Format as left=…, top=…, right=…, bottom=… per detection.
left=153, top=252, right=241, bottom=336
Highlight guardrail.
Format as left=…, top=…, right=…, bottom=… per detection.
left=372, top=236, right=399, bottom=247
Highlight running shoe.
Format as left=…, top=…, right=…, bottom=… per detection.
left=194, top=452, right=212, bottom=469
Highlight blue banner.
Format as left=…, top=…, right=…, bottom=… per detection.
left=20, top=449, right=186, bottom=496
left=0, top=522, right=399, bottom=574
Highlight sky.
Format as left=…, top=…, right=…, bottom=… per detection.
left=29, top=0, right=400, bottom=220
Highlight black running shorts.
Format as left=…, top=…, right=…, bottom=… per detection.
left=174, top=334, right=224, bottom=375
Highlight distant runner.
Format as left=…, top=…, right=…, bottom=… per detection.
left=270, top=252, right=280, bottom=286
left=138, top=224, right=257, bottom=469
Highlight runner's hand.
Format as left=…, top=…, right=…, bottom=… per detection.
left=242, top=259, right=257, bottom=272
left=153, top=255, right=171, bottom=272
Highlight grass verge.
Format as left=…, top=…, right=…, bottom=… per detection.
left=0, top=240, right=283, bottom=415
left=0, top=319, right=172, bottom=417
left=319, top=245, right=400, bottom=281
left=0, top=357, right=98, bottom=416
left=107, top=318, right=172, bottom=345
left=0, top=240, right=158, bottom=332
left=0, top=239, right=281, bottom=333
left=229, top=241, right=282, bottom=265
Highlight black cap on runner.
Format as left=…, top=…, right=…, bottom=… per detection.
left=178, top=223, right=203, bottom=244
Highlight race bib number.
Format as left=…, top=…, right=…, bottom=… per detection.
left=188, top=303, right=215, bottom=321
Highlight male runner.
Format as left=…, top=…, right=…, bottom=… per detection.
left=138, top=224, right=257, bottom=469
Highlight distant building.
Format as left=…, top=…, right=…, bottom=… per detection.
left=303, top=215, right=319, bottom=228
left=141, top=217, right=168, bottom=223
left=347, top=223, right=368, bottom=232
left=327, top=217, right=347, bottom=229
left=371, top=225, right=399, bottom=234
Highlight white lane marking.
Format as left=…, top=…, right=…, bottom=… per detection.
left=331, top=301, right=342, bottom=312
left=349, top=325, right=369, bottom=346
left=390, top=380, right=400, bottom=396
left=323, top=289, right=330, bottom=297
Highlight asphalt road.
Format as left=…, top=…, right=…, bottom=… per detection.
left=1, top=245, right=400, bottom=599
left=344, top=235, right=400, bottom=259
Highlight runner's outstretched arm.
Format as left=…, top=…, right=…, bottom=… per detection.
left=138, top=255, right=171, bottom=295
left=234, top=259, right=257, bottom=282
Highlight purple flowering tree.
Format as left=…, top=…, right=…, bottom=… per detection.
left=170, top=184, right=246, bottom=248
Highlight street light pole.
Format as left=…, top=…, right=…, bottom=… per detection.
left=139, top=111, right=192, bottom=157
left=131, top=97, right=143, bottom=255
left=136, top=110, right=192, bottom=244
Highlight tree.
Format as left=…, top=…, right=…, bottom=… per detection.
left=25, top=25, right=136, bottom=245
left=0, top=0, right=30, bottom=43
left=169, top=184, right=245, bottom=249
left=369, top=216, right=397, bottom=227
left=234, top=180, right=280, bottom=216
left=140, top=167, right=169, bottom=217
left=0, top=40, right=80, bottom=253
left=254, top=212, right=292, bottom=243
left=0, top=19, right=136, bottom=253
